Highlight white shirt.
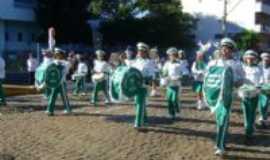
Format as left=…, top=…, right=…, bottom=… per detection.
left=132, top=58, right=155, bottom=78
left=191, top=61, right=205, bottom=82
left=163, top=61, right=182, bottom=86
left=125, top=59, right=135, bottom=67
left=261, top=65, right=270, bottom=83
left=93, top=60, right=110, bottom=73
left=207, top=59, right=245, bottom=84
left=76, top=62, right=88, bottom=76
left=27, top=58, right=38, bottom=72
left=163, top=61, right=182, bottom=78
left=179, top=59, right=190, bottom=76
left=242, top=64, right=263, bottom=86
left=0, top=57, right=5, bottom=79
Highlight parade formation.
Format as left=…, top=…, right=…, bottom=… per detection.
left=1, top=35, right=270, bottom=157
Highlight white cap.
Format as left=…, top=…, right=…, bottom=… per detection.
left=137, top=42, right=149, bottom=51
left=261, top=52, right=270, bottom=59
left=243, top=49, right=258, bottom=58
left=95, top=49, right=106, bottom=56
left=166, top=47, right=178, bottom=55
left=220, top=37, right=237, bottom=50
left=54, top=47, right=65, bottom=54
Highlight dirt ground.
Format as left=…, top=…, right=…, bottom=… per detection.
left=0, top=87, right=270, bottom=160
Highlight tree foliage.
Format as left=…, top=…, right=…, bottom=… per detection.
left=35, top=0, right=92, bottom=44
left=88, top=0, right=196, bottom=49
left=235, top=30, right=260, bottom=51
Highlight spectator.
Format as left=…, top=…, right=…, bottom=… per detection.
left=27, top=52, right=38, bottom=84
left=0, top=54, right=6, bottom=105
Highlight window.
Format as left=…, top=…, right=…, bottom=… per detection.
left=5, top=32, right=9, bottom=42
left=17, top=32, right=23, bottom=42
left=14, top=0, right=35, bottom=8
left=31, top=33, right=35, bottom=42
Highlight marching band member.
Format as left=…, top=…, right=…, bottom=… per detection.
left=0, top=54, right=6, bottom=106
left=124, top=47, right=136, bottom=67
left=258, top=52, right=270, bottom=128
left=91, top=50, right=111, bottom=106
left=149, top=47, right=160, bottom=97
left=36, top=49, right=54, bottom=98
left=72, top=54, right=88, bottom=96
left=178, top=50, right=190, bottom=85
left=204, top=38, right=244, bottom=156
left=109, top=52, right=121, bottom=71
left=241, top=50, right=263, bottom=140
left=131, top=42, right=152, bottom=128
left=46, top=48, right=72, bottom=116
left=191, top=50, right=207, bottom=110
left=162, top=47, right=182, bottom=119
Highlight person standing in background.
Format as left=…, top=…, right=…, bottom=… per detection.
left=0, top=54, right=6, bottom=106
left=27, top=52, right=38, bottom=84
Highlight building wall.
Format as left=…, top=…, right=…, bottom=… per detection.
left=0, top=0, right=35, bottom=22
left=0, top=0, right=39, bottom=54
left=181, top=0, right=260, bottom=42
left=4, top=20, right=39, bottom=52
left=0, top=21, right=5, bottom=55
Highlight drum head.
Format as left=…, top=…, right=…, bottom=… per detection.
left=121, top=67, right=143, bottom=97
left=45, top=64, right=62, bottom=89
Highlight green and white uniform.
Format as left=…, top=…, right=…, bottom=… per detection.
left=192, top=60, right=206, bottom=92
left=73, top=62, right=88, bottom=95
left=91, top=59, right=110, bottom=105
left=192, top=60, right=206, bottom=109
left=36, top=59, right=71, bottom=115
left=241, top=63, right=262, bottom=137
left=204, top=58, right=243, bottom=153
left=163, top=60, right=182, bottom=119
left=131, top=57, right=153, bottom=127
left=259, top=63, right=270, bottom=123
left=0, top=57, right=6, bottom=106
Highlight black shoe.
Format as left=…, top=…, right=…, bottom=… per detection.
left=257, top=121, right=267, bottom=129
left=47, top=112, right=54, bottom=116
left=244, top=135, right=254, bottom=145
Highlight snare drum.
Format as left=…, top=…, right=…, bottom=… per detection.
left=238, top=84, right=260, bottom=99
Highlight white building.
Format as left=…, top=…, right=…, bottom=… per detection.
left=0, top=0, right=39, bottom=55
left=182, top=0, right=270, bottom=47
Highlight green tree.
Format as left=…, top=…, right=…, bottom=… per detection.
left=35, top=0, right=92, bottom=44
left=88, top=0, right=196, bottom=50
left=235, top=30, right=260, bottom=51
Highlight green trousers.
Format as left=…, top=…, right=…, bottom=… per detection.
left=91, top=80, right=110, bottom=105
left=134, top=87, right=148, bottom=128
left=166, top=86, right=180, bottom=118
left=241, top=96, right=258, bottom=137
left=47, top=83, right=71, bottom=114
left=214, top=100, right=232, bottom=151
left=73, top=76, right=86, bottom=95
left=0, top=79, right=6, bottom=105
left=259, top=93, right=269, bottom=121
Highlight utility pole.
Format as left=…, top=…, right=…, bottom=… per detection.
left=222, top=0, right=228, bottom=37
